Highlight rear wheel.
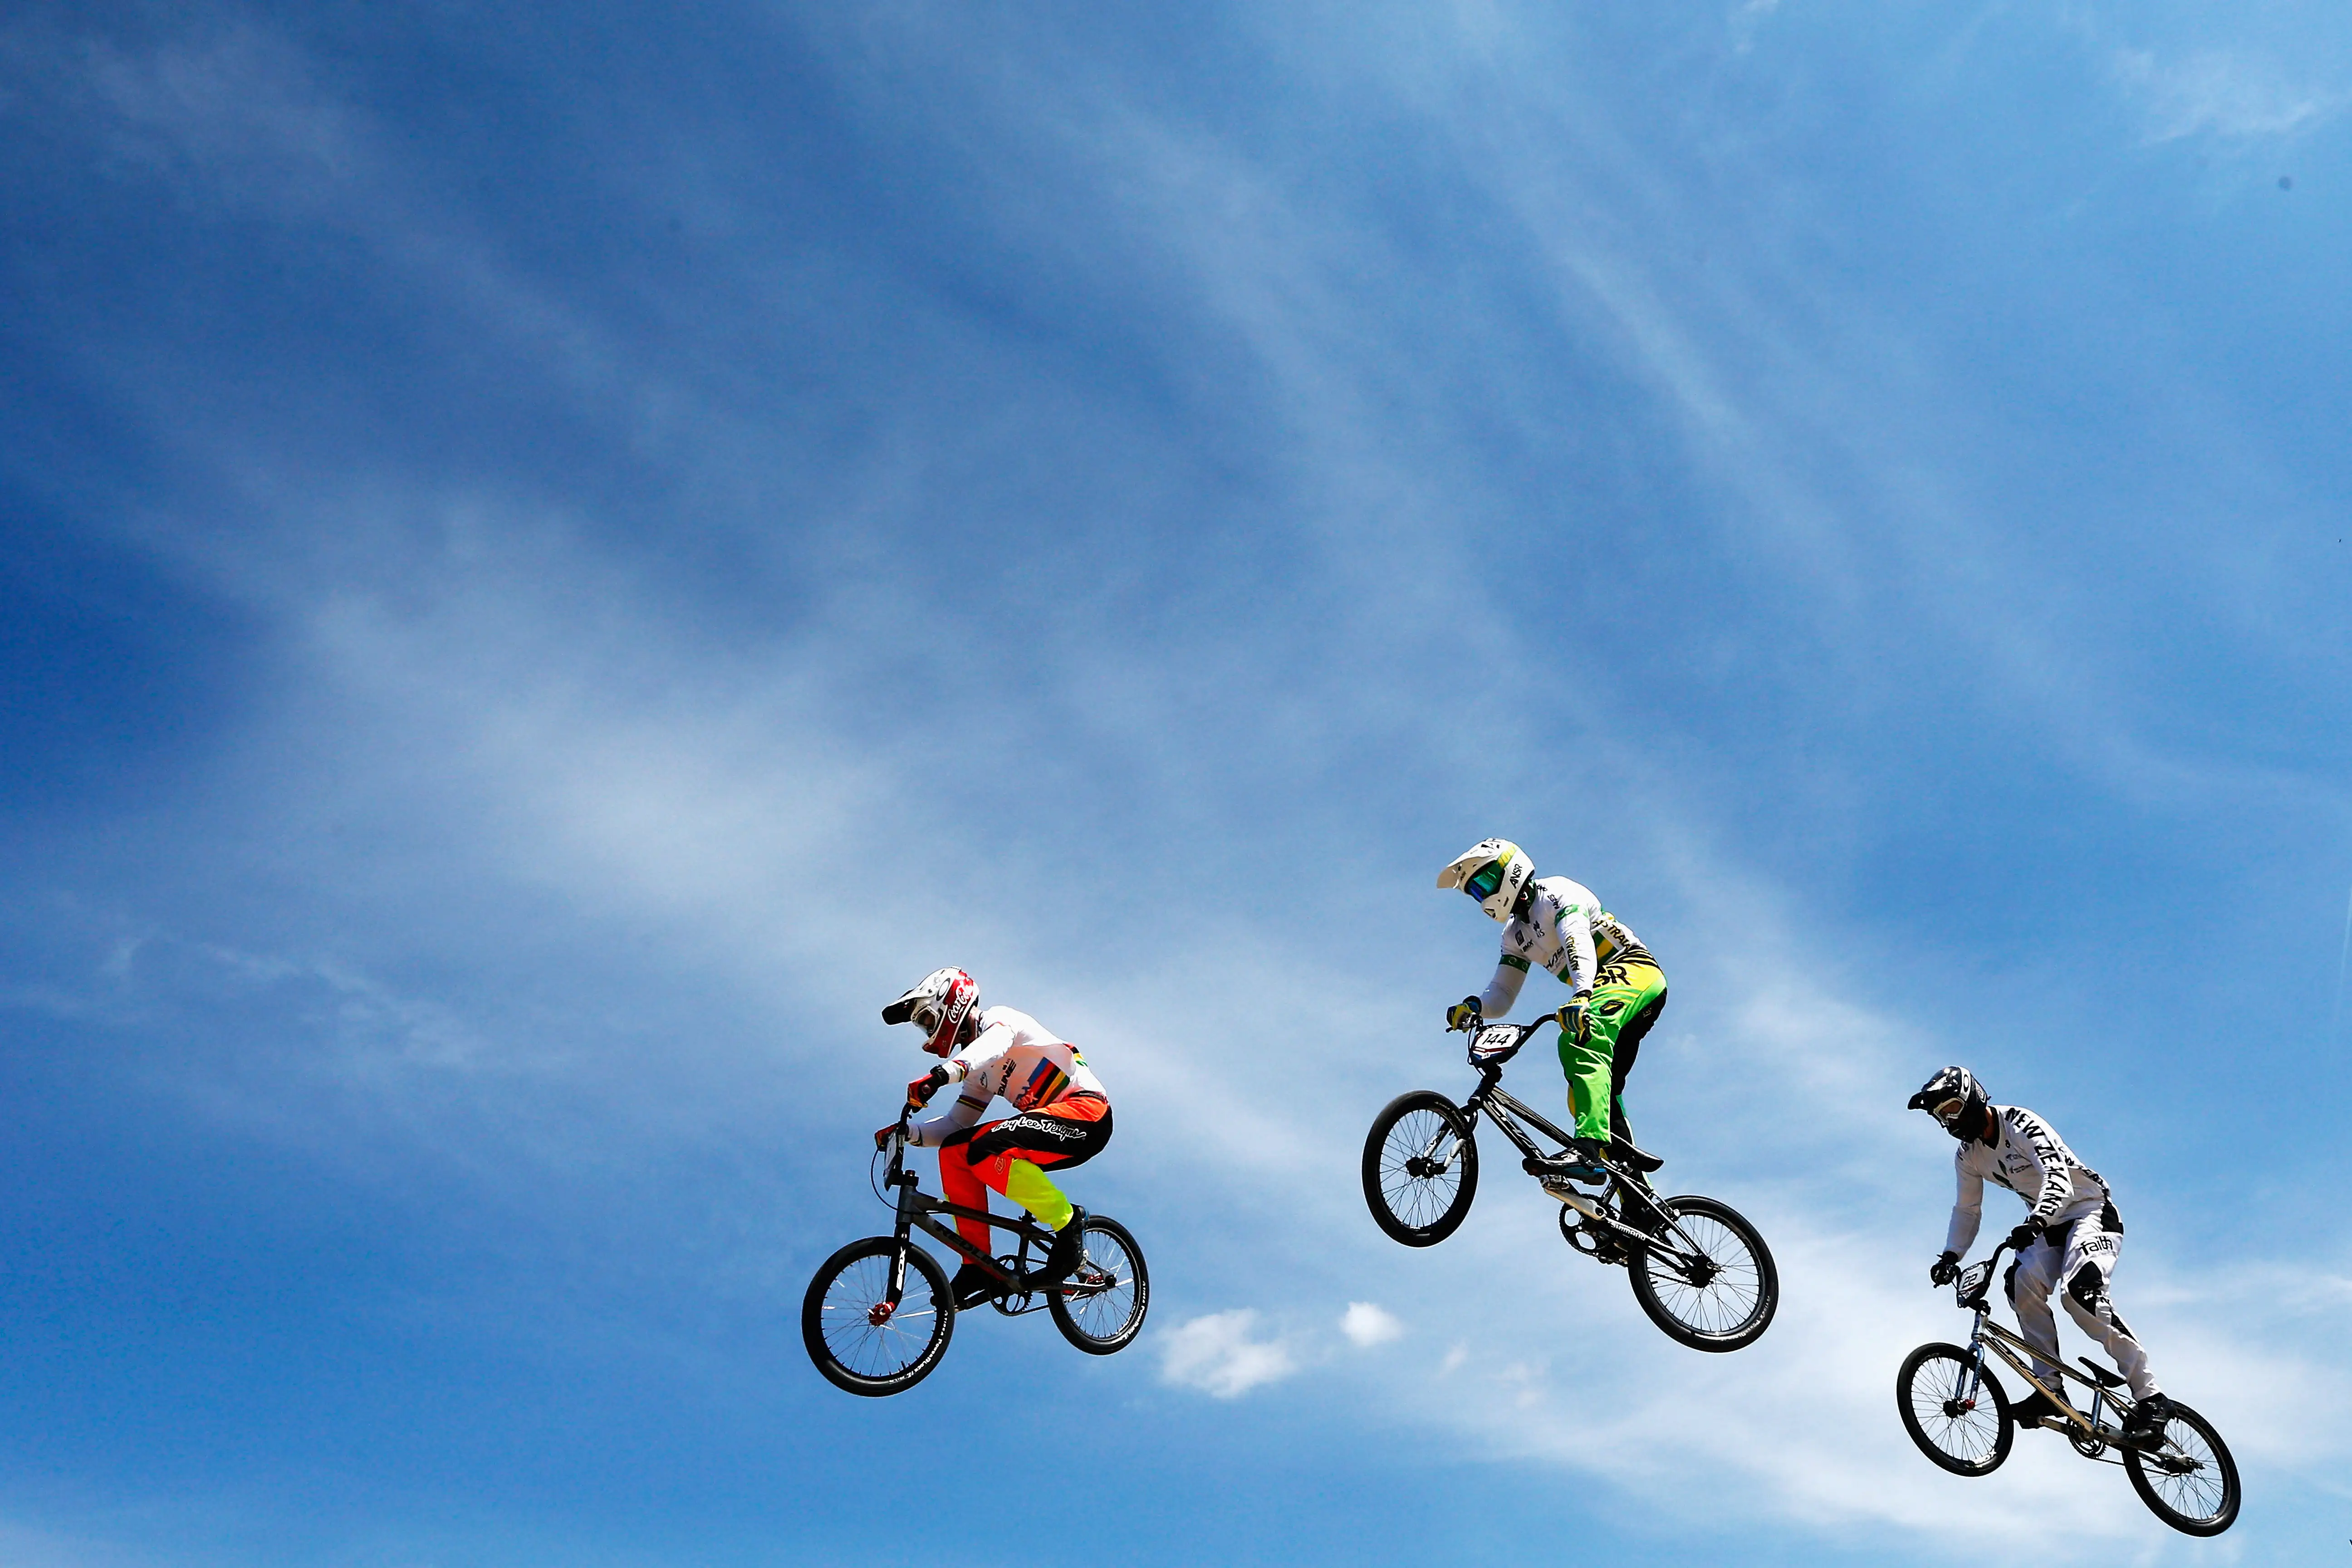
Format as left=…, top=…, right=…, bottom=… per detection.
left=1626, top=1195, right=1777, bottom=1350
left=2125, top=1400, right=2240, bottom=1536
left=802, top=1237, right=955, bottom=1396
left=1897, top=1343, right=2012, bottom=1475
left=1362, top=1092, right=1479, bottom=1246
left=1049, top=1213, right=1149, bottom=1354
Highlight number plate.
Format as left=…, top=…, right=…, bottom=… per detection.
left=1471, top=1024, right=1523, bottom=1060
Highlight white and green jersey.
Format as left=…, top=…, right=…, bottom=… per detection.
left=1475, top=876, right=1655, bottom=1017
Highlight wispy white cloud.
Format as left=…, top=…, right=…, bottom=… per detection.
left=1158, top=1309, right=1300, bottom=1399
left=2111, top=45, right=2342, bottom=142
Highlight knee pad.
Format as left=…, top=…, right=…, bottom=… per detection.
left=2067, top=1263, right=2106, bottom=1314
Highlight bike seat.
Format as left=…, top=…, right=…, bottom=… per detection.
left=1612, top=1140, right=1665, bottom=1174
left=2077, top=1357, right=2126, bottom=1390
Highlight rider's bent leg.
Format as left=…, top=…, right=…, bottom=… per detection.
left=2058, top=1208, right=2160, bottom=1401
left=2004, top=1235, right=2068, bottom=1386
left=1002, top=1159, right=1073, bottom=1232
left=1606, top=987, right=1666, bottom=1160
left=936, top=1138, right=1003, bottom=1250
left=1558, top=1028, right=1613, bottom=1144
left=942, top=1094, right=1112, bottom=1246
left=1562, top=962, right=1666, bottom=1150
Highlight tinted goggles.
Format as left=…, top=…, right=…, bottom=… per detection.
left=1463, top=861, right=1507, bottom=902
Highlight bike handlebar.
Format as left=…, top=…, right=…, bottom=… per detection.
left=1451, top=1014, right=1555, bottom=1068
left=1950, top=1236, right=2019, bottom=1310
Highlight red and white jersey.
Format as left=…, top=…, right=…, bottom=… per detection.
left=907, top=1006, right=1107, bottom=1147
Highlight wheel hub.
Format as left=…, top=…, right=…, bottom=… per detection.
left=1941, top=1397, right=1976, bottom=1418
left=867, top=1300, right=897, bottom=1327
left=1404, top=1155, right=1444, bottom=1178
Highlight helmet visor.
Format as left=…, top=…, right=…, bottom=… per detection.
left=1463, top=861, right=1507, bottom=902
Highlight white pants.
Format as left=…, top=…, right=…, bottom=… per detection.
left=2006, top=1209, right=2159, bottom=1401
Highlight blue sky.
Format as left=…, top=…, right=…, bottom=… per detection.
left=3, top=2, right=2349, bottom=1562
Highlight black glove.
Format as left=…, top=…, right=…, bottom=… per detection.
left=1445, top=997, right=1482, bottom=1031
left=1929, top=1250, right=1960, bottom=1286
left=905, top=1065, right=950, bottom=1110
left=2005, top=1219, right=2043, bottom=1253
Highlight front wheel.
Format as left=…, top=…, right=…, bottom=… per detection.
left=1362, top=1091, right=1479, bottom=1246
left=2125, top=1400, right=2240, bottom=1536
left=802, top=1237, right=955, bottom=1396
left=1897, top=1342, right=2012, bottom=1475
left=1626, top=1195, right=1777, bottom=1351
left=1050, top=1213, right=1150, bottom=1354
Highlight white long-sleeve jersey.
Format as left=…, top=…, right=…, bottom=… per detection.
left=1944, top=1104, right=2112, bottom=1256
left=907, top=1006, right=1107, bottom=1148
left=1475, top=876, right=1654, bottom=1016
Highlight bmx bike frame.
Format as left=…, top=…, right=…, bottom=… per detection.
left=1944, top=1239, right=2152, bottom=1462
left=1435, top=1024, right=1718, bottom=1275
left=872, top=1123, right=1102, bottom=1320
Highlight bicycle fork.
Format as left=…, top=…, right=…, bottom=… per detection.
left=1420, top=1105, right=1476, bottom=1169
left=877, top=1169, right=926, bottom=1318
left=1954, top=1314, right=1992, bottom=1411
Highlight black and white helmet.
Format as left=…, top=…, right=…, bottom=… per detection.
left=1907, top=1065, right=1988, bottom=1137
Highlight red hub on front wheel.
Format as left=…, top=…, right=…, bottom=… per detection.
left=867, top=1300, right=897, bottom=1327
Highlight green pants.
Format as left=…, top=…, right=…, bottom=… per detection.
left=1557, top=960, right=1667, bottom=1145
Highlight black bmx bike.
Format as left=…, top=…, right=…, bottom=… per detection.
left=1362, top=1017, right=1777, bottom=1351
left=1897, top=1239, right=2239, bottom=1536
left=801, top=1112, right=1149, bottom=1396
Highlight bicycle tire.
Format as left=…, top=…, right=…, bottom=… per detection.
left=2124, top=1399, right=2239, bottom=1536
left=802, top=1236, right=955, bottom=1396
left=1625, top=1194, right=1777, bottom=1351
left=1361, top=1091, right=1478, bottom=1246
left=1896, top=1342, right=2013, bottom=1476
left=1049, top=1213, right=1149, bottom=1354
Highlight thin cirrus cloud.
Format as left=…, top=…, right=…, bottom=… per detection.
left=2111, top=46, right=2343, bottom=142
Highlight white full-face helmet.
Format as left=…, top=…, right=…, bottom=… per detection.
left=882, top=967, right=982, bottom=1057
left=1438, top=838, right=1534, bottom=923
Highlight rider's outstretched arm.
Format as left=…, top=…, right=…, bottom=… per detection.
left=1944, top=1152, right=1985, bottom=1257
left=1556, top=907, right=1598, bottom=996
left=1477, top=956, right=1529, bottom=1018
left=907, top=1026, right=1014, bottom=1147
